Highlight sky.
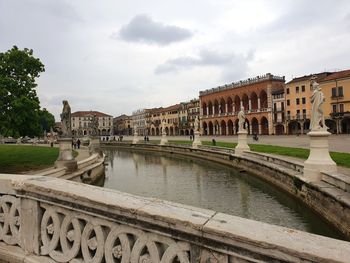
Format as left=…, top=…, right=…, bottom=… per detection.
left=1, top=0, right=350, bottom=120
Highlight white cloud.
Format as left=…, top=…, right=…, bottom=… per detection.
left=115, top=14, right=193, bottom=45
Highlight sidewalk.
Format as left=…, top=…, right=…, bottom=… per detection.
left=74, top=146, right=90, bottom=161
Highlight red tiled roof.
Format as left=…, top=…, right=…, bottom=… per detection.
left=286, top=72, right=333, bottom=84
left=319, top=69, right=350, bottom=82
left=71, top=111, right=112, bottom=117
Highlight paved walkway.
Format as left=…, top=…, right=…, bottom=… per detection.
left=74, top=146, right=90, bottom=161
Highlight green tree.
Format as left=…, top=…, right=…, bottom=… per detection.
left=39, top=108, right=55, bottom=133
left=0, top=46, right=45, bottom=137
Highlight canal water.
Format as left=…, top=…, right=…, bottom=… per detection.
left=103, top=148, right=344, bottom=240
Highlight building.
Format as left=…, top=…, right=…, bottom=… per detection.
left=320, top=69, right=350, bottom=134
left=180, top=99, right=200, bottom=136
left=113, top=114, right=133, bottom=135
left=271, top=88, right=285, bottom=134
left=148, top=104, right=183, bottom=136
left=285, top=72, right=332, bottom=134
left=199, top=73, right=285, bottom=135
left=132, top=109, right=151, bottom=136
left=71, top=111, right=113, bottom=137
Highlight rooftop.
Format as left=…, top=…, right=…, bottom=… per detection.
left=286, top=72, right=333, bottom=84
left=199, top=73, right=285, bottom=96
left=320, top=69, right=350, bottom=82
left=71, top=111, right=112, bottom=117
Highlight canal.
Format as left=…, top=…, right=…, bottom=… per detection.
left=103, top=148, right=344, bottom=240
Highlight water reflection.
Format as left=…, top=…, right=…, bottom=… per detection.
left=103, top=148, right=344, bottom=240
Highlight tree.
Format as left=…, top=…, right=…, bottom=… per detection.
left=39, top=108, right=55, bottom=133
left=0, top=46, right=45, bottom=137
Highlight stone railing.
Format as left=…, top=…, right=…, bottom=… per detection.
left=1, top=174, right=349, bottom=262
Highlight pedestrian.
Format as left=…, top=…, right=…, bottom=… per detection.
left=77, top=139, right=81, bottom=149
left=212, top=138, right=216, bottom=146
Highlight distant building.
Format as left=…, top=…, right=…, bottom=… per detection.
left=271, top=88, right=285, bottom=135
left=132, top=109, right=151, bottom=136
left=285, top=72, right=333, bottom=134
left=113, top=114, right=133, bottom=135
left=199, top=73, right=285, bottom=135
left=71, top=111, right=113, bottom=137
left=320, top=69, right=350, bottom=134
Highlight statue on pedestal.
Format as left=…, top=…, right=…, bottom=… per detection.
left=162, top=120, right=166, bottom=134
left=238, top=106, right=246, bottom=132
left=310, top=81, right=327, bottom=131
left=91, top=115, right=99, bottom=136
left=60, top=100, right=72, bottom=137
left=194, top=116, right=199, bottom=132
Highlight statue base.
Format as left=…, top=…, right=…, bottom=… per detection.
left=89, top=136, right=102, bottom=156
left=55, top=138, right=77, bottom=172
left=132, top=134, right=139, bottom=144
left=304, top=130, right=337, bottom=181
left=192, top=131, right=202, bottom=149
left=160, top=133, right=168, bottom=146
left=235, top=130, right=250, bottom=156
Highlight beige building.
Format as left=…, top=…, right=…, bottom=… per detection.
left=271, top=88, right=285, bottom=134
left=132, top=109, right=152, bottom=136
left=285, top=72, right=333, bottom=134
left=71, top=111, right=113, bottom=137
left=113, top=114, right=133, bottom=135
left=320, top=69, right=350, bottom=134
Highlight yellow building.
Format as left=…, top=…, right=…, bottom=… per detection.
left=320, top=69, right=350, bottom=134
left=285, top=72, right=332, bottom=134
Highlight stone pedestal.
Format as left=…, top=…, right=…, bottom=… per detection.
left=55, top=138, right=77, bottom=172
left=235, top=131, right=250, bottom=156
left=160, top=132, right=168, bottom=146
left=192, top=131, right=202, bottom=149
left=304, top=131, right=337, bottom=181
left=89, top=136, right=102, bottom=155
left=132, top=132, right=139, bottom=144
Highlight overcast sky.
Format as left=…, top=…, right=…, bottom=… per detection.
left=1, top=0, right=350, bottom=120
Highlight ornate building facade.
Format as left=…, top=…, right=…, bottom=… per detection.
left=285, top=72, right=332, bottom=134
left=199, top=73, right=285, bottom=135
left=321, top=69, right=350, bottom=134
left=71, top=111, right=113, bottom=137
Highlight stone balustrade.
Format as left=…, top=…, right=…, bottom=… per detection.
left=1, top=173, right=349, bottom=262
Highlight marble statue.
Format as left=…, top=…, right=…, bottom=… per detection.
left=238, top=106, right=246, bottom=132
left=60, top=100, right=72, bottom=137
left=194, top=116, right=199, bottom=132
left=162, top=120, right=166, bottom=133
left=310, top=81, right=326, bottom=131
left=91, top=115, right=99, bottom=136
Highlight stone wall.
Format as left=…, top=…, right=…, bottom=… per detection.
left=0, top=174, right=349, bottom=262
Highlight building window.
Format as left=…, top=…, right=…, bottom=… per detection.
left=286, top=88, right=289, bottom=94
left=287, top=110, right=290, bottom=117
left=302, top=97, right=306, bottom=104
left=296, top=86, right=299, bottom=93
left=332, top=104, right=337, bottom=113
left=301, top=85, right=305, bottom=92
left=296, top=110, right=300, bottom=118
left=273, top=103, right=276, bottom=110
left=338, top=86, right=344, bottom=97
left=287, top=99, right=290, bottom=106
left=332, top=87, right=337, bottom=97
left=296, top=98, right=300, bottom=105
left=340, top=104, right=344, bottom=112
left=302, top=109, right=306, bottom=118
left=281, top=102, right=284, bottom=111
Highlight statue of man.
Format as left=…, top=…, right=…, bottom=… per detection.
left=194, top=116, right=199, bottom=132
left=162, top=119, right=166, bottom=133
left=238, top=106, right=246, bottom=132
left=310, top=81, right=326, bottom=131
left=133, top=124, right=138, bottom=135
left=91, top=115, right=99, bottom=136
left=60, top=100, right=72, bottom=137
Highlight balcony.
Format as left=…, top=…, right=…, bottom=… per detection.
left=330, top=111, right=350, bottom=118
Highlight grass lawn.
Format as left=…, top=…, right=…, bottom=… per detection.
left=0, top=145, right=59, bottom=174
left=168, top=140, right=350, bottom=168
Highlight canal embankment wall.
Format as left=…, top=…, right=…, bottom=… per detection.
left=101, top=142, right=350, bottom=240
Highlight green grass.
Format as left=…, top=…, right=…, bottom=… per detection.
left=0, top=145, right=59, bottom=173
left=167, top=140, right=350, bottom=168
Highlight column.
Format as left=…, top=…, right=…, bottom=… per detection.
left=233, top=103, right=236, bottom=114
left=219, top=125, right=222, bottom=135
left=240, top=100, right=243, bottom=109
left=258, top=124, right=262, bottom=135
left=248, top=99, right=252, bottom=112
left=226, top=125, right=229, bottom=135
left=212, top=105, right=215, bottom=116
left=258, top=97, right=261, bottom=111
left=301, top=122, right=304, bottom=134
left=225, top=103, right=228, bottom=114
left=206, top=106, right=209, bottom=116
